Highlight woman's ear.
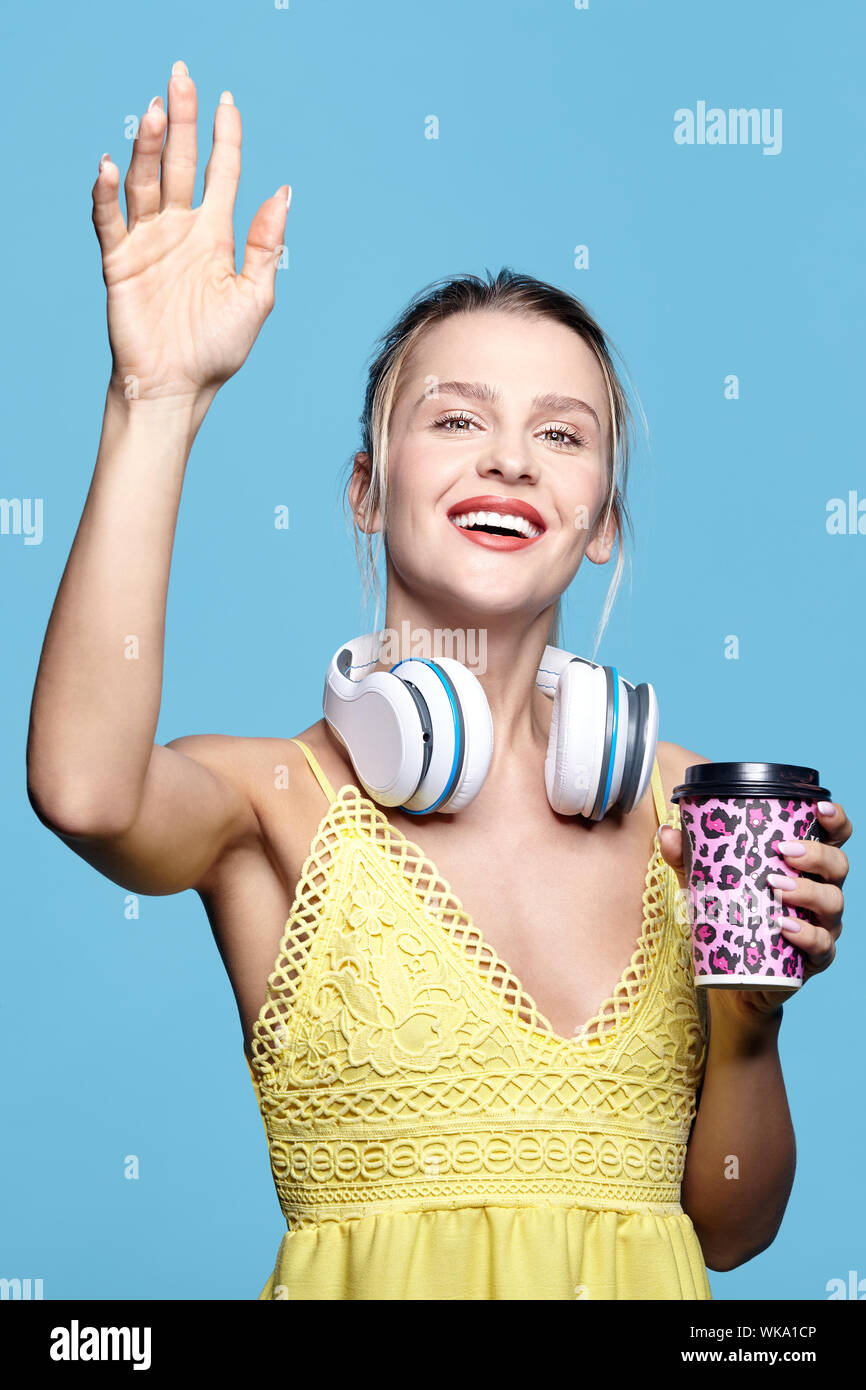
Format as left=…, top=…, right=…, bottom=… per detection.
left=584, top=506, right=619, bottom=566
left=348, top=451, right=383, bottom=534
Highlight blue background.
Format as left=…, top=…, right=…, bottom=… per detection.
left=1, top=0, right=863, bottom=1301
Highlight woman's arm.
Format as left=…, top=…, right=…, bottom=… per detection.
left=659, top=743, right=849, bottom=1272
left=656, top=742, right=797, bottom=1272
left=681, top=1001, right=795, bottom=1272
left=26, top=387, right=261, bottom=892
left=26, top=60, right=289, bottom=890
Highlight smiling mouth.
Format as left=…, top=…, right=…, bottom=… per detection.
left=448, top=510, right=543, bottom=540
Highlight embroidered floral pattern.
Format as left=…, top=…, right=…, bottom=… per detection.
left=246, top=785, right=707, bottom=1227
left=312, top=914, right=471, bottom=1077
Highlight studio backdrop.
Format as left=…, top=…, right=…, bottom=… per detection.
left=1, top=0, right=863, bottom=1300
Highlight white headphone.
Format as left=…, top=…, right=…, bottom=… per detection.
left=322, top=631, right=658, bottom=820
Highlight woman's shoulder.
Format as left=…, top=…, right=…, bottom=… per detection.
left=166, top=721, right=354, bottom=823
left=282, top=719, right=357, bottom=792
left=249, top=733, right=713, bottom=816
left=203, top=730, right=714, bottom=821
left=655, top=740, right=713, bottom=811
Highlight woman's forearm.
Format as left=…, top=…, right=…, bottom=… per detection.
left=26, top=383, right=213, bottom=834
left=681, top=1002, right=796, bottom=1272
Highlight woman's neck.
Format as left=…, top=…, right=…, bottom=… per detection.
left=369, top=598, right=556, bottom=756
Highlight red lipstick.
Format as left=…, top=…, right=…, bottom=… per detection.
left=446, top=494, right=546, bottom=551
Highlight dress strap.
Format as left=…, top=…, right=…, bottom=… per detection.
left=650, top=755, right=667, bottom=827
left=289, top=738, right=337, bottom=804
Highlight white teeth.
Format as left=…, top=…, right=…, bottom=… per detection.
left=450, top=510, right=541, bottom=538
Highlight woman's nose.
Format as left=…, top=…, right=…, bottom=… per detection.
left=476, top=448, right=537, bottom=484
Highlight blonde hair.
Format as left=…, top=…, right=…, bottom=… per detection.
left=341, top=267, right=647, bottom=659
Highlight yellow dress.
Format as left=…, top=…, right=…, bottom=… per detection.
left=245, top=738, right=712, bottom=1300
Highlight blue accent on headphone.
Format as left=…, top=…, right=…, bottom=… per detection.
left=601, top=665, right=619, bottom=814
left=389, top=659, right=462, bottom=815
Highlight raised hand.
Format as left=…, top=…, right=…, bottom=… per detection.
left=91, top=59, right=290, bottom=404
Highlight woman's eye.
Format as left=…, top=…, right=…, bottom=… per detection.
left=434, top=413, right=478, bottom=433
left=542, top=427, right=585, bottom=448
left=432, top=413, right=587, bottom=448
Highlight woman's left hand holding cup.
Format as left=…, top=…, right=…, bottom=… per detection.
left=657, top=801, right=851, bottom=1029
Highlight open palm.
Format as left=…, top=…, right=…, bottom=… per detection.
left=91, top=60, right=290, bottom=403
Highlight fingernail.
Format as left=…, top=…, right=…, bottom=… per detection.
left=779, top=918, right=802, bottom=932
left=219, top=91, right=234, bottom=105
left=99, top=152, right=111, bottom=169
left=172, top=59, right=189, bottom=77
left=286, top=184, right=292, bottom=209
left=768, top=872, right=797, bottom=889
left=777, top=840, right=806, bottom=856
left=817, top=801, right=834, bottom=815
left=147, top=95, right=163, bottom=112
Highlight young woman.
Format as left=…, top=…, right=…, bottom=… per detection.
left=26, top=60, right=850, bottom=1301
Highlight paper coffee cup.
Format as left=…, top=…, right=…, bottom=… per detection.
left=670, top=762, right=831, bottom=990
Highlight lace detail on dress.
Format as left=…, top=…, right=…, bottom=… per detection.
left=245, top=783, right=707, bottom=1228
left=251, top=787, right=682, bottom=1068
left=252, top=794, right=346, bottom=1066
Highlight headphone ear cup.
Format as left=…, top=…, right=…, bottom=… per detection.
left=618, top=680, right=658, bottom=812
left=427, top=657, right=493, bottom=811
left=545, top=661, right=606, bottom=816
left=324, top=670, right=428, bottom=807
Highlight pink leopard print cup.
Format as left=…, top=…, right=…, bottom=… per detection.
left=671, top=763, right=831, bottom=990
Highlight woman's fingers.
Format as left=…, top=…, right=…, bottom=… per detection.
left=160, top=60, right=198, bottom=211
left=776, top=836, right=849, bottom=886
left=124, top=97, right=167, bottom=230
left=238, top=186, right=291, bottom=311
left=202, top=92, right=243, bottom=235
left=777, top=914, right=838, bottom=980
left=769, top=872, right=844, bottom=928
left=657, top=824, right=687, bottom=889
left=813, top=799, right=853, bottom=849
left=91, top=155, right=127, bottom=259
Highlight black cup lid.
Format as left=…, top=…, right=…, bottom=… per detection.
left=670, top=761, right=830, bottom=802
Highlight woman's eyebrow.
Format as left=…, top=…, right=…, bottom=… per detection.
left=412, top=380, right=600, bottom=429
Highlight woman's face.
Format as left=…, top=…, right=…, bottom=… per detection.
left=353, top=308, right=616, bottom=626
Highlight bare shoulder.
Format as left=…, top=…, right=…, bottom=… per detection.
left=163, top=730, right=271, bottom=796
left=279, top=717, right=358, bottom=794
left=161, top=724, right=350, bottom=896
left=166, top=723, right=349, bottom=812
left=46, top=729, right=334, bottom=903
left=655, top=740, right=713, bottom=810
